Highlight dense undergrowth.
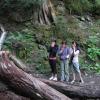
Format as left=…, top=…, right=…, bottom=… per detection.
left=3, top=17, right=100, bottom=75
left=1, top=0, right=100, bottom=75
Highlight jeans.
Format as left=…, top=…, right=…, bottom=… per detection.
left=60, top=59, right=69, bottom=81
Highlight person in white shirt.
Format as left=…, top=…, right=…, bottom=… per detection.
left=70, top=41, right=84, bottom=84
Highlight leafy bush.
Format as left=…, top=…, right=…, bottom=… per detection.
left=3, top=28, right=51, bottom=75
left=87, top=47, right=100, bottom=61
left=86, top=35, right=100, bottom=73
left=64, top=0, right=93, bottom=15
left=92, top=0, right=100, bottom=15
left=52, top=15, right=68, bottom=39
left=87, top=36, right=100, bottom=60
left=4, top=31, right=35, bottom=59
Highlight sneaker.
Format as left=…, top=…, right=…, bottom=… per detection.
left=70, top=80, right=75, bottom=84
left=80, top=80, right=84, bottom=84
left=53, top=77, right=57, bottom=81
left=49, top=76, right=54, bottom=80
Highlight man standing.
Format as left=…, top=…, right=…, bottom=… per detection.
left=48, top=40, right=58, bottom=81
left=58, top=41, right=70, bottom=82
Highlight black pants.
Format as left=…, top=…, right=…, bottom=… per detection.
left=49, top=59, right=57, bottom=75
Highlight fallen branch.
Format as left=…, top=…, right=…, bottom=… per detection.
left=10, top=55, right=28, bottom=71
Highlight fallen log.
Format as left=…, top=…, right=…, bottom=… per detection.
left=0, top=52, right=71, bottom=100
left=9, top=53, right=100, bottom=99
left=40, top=78, right=100, bottom=99
left=0, top=91, right=30, bottom=100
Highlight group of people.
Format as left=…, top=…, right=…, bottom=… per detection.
left=48, top=40, right=84, bottom=84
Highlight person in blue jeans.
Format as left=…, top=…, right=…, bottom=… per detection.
left=58, top=41, right=70, bottom=82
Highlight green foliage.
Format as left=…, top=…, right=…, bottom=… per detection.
left=93, top=0, right=100, bottom=15
left=87, top=36, right=100, bottom=61
left=35, top=50, right=50, bottom=74
left=4, top=31, right=35, bottom=59
left=82, top=62, right=100, bottom=74
left=87, top=47, right=100, bottom=61
left=85, top=35, right=100, bottom=73
left=52, top=15, right=68, bottom=39
left=64, top=0, right=93, bottom=15
left=3, top=27, right=51, bottom=75
left=34, top=25, right=53, bottom=46
left=63, top=0, right=100, bottom=15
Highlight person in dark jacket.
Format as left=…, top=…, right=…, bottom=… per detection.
left=48, top=40, right=58, bottom=81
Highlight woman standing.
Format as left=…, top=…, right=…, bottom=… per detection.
left=58, top=41, right=70, bottom=82
left=48, top=40, right=58, bottom=81
left=70, top=41, right=84, bottom=84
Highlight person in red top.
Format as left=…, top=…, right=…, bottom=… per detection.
left=48, top=40, right=58, bottom=81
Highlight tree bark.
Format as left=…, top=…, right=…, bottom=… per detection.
left=40, top=78, right=100, bottom=99
left=9, top=55, right=29, bottom=72
left=0, top=91, right=30, bottom=100
left=38, top=0, right=56, bottom=25
left=0, top=53, right=71, bottom=100
left=0, top=24, right=7, bottom=50
left=9, top=53, right=100, bottom=98
left=8, top=53, right=100, bottom=99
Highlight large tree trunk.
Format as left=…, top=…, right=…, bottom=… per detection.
left=40, top=79, right=100, bottom=99
left=37, top=0, right=56, bottom=25
left=0, top=52, right=71, bottom=100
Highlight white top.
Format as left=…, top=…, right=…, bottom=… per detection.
left=70, top=48, right=79, bottom=63
left=73, top=49, right=79, bottom=63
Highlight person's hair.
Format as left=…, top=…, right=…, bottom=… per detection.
left=72, top=41, right=80, bottom=51
left=72, top=41, right=78, bottom=46
left=62, top=40, right=67, bottom=45
left=52, top=39, right=56, bottom=43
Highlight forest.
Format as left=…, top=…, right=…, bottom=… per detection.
left=0, top=0, right=100, bottom=100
